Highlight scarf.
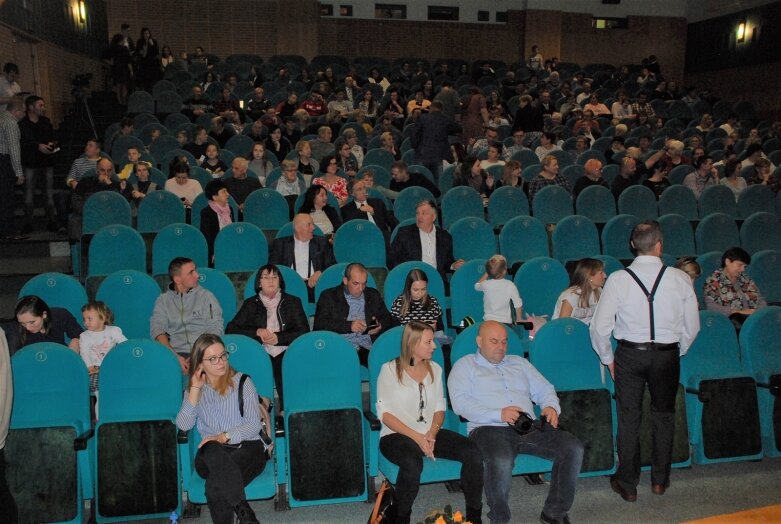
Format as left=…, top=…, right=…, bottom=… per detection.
left=259, top=291, right=285, bottom=357
left=208, top=201, right=232, bottom=229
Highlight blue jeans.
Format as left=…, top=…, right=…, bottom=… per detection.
left=380, top=429, right=484, bottom=523
left=470, top=425, right=583, bottom=523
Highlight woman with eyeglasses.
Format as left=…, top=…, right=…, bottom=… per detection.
left=376, top=321, right=483, bottom=524
left=176, top=333, right=266, bottom=524
left=226, top=264, right=309, bottom=409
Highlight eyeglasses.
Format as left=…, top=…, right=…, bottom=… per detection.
left=204, top=352, right=229, bottom=365
left=417, top=382, right=427, bottom=424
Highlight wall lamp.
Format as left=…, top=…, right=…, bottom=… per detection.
left=737, top=20, right=746, bottom=43
left=79, top=1, right=86, bottom=23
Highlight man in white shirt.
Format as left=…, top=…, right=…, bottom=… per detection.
left=268, top=213, right=335, bottom=300
left=0, top=63, right=22, bottom=111
left=341, top=179, right=397, bottom=241
left=590, top=220, right=700, bottom=502
left=390, top=200, right=464, bottom=281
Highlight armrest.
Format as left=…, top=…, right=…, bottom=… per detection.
left=274, top=415, right=285, bottom=438
left=177, top=429, right=189, bottom=444
left=74, top=428, right=94, bottom=451
left=756, top=382, right=781, bottom=396
left=363, top=409, right=381, bottom=431
left=685, top=386, right=710, bottom=402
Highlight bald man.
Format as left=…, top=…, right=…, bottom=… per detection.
left=572, top=158, right=608, bottom=200
left=224, top=156, right=261, bottom=213
left=268, top=213, right=335, bottom=298
left=449, top=321, right=583, bottom=524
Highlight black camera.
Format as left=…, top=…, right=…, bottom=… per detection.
left=510, top=412, right=536, bottom=435
left=71, top=73, right=92, bottom=87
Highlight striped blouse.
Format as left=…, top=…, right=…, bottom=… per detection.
left=176, top=372, right=262, bottom=444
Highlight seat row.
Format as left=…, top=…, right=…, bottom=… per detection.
left=8, top=307, right=781, bottom=522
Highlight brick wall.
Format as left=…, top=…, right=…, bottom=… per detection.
left=0, top=25, right=105, bottom=127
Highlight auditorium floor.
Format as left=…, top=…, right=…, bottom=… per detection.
left=175, top=456, right=781, bottom=523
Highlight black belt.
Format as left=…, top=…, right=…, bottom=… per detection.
left=618, top=340, right=679, bottom=351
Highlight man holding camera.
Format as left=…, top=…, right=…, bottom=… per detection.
left=449, top=321, right=584, bottom=524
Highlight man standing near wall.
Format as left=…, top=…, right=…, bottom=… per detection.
left=0, top=63, right=22, bottom=111
left=0, top=97, right=27, bottom=240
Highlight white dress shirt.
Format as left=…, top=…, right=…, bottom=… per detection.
left=376, top=360, right=447, bottom=438
left=355, top=201, right=375, bottom=224
left=293, top=238, right=313, bottom=279
left=419, top=227, right=437, bottom=268
left=589, top=255, right=700, bottom=365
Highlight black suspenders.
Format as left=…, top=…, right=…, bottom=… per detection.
left=623, top=266, right=667, bottom=341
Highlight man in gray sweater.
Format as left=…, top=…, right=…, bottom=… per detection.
left=150, top=257, right=224, bottom=373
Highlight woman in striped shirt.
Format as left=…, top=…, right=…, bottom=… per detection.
left=176, top=334, right=266, bottom=524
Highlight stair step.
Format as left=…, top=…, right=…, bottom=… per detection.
left=0, top=238, right=70, bottom=261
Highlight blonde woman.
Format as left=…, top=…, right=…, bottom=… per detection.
left=552, top=258, right=606, bottom=324
left=376, top=321, right=483, bottom=524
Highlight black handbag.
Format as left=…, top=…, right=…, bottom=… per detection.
left=368, top=479, right=397, bottom=524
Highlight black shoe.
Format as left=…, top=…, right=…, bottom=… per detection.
left=540, top=511, right=571, bottom=524
left=466, top=505, right=482, bottom=524
left=610, top=476, right=637, bottom=502
left=233, top=500, right=259, bottom=524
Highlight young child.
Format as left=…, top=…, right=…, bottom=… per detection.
left=203, top=143, right=227, bottom=178
left=79, top=301, right=127, bottom=392
left=118, top=145, right=142, bottom=180
left=475, top=254, right=524, bottom=325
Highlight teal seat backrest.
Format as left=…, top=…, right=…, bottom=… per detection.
left=19, top=273, right=88, bottom=327
left=333, top=219, right=387, bottom=268
left=11, top=343, right=90, bottom=431
left=96, top=270, right=161, bottom=340
left=529, top=318, right=605, bottom=391
left=739, top=306, right=781, bottom=381
left=681, top=311, right=744, bottom=385
left=152, top=223, right=208, bottom=276
left=514, top=257, right=569, bottom=317
left=383, top=261, right=446, bottom=310
left=450, top=323, right=525, bottom=365
left=98, top=339, right=183, bottom=422
left=223, top=334, right=274, bottom=399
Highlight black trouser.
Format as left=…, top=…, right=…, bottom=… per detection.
left=380, top=429, right=483, bottom=524
left=614, top=342, right=679, bottom=492
left=195, top=440, right=266, bottom=524
left=0, top=448, right=19, bottom=524
left=270, top=351, right=285, bottom=411
left=0, top=154, right=17, bottom=237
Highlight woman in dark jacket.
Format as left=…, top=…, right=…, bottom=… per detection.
left=298, top=184, right=342, bottom=239
left=200, top=179, right=234, bottom=267
left=226, top=264, right=309, bottom=409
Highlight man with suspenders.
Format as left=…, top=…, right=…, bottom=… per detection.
left=590, top=220, right=700, bottom=502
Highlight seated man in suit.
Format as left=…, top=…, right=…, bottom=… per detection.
left=269, top=213, right=335, bottom=301
left=390, top=199, right=464, bottom=281
left=313, top=262, right=392, bottom=366
left=341, top=179, right=398, bottom=241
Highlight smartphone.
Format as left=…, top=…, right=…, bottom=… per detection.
left=517, top=321, right=534, bottom=330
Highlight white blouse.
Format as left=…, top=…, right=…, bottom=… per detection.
left=376, top=359, right=446, bottom=438
left=552, top=287, right=599, bottom=324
